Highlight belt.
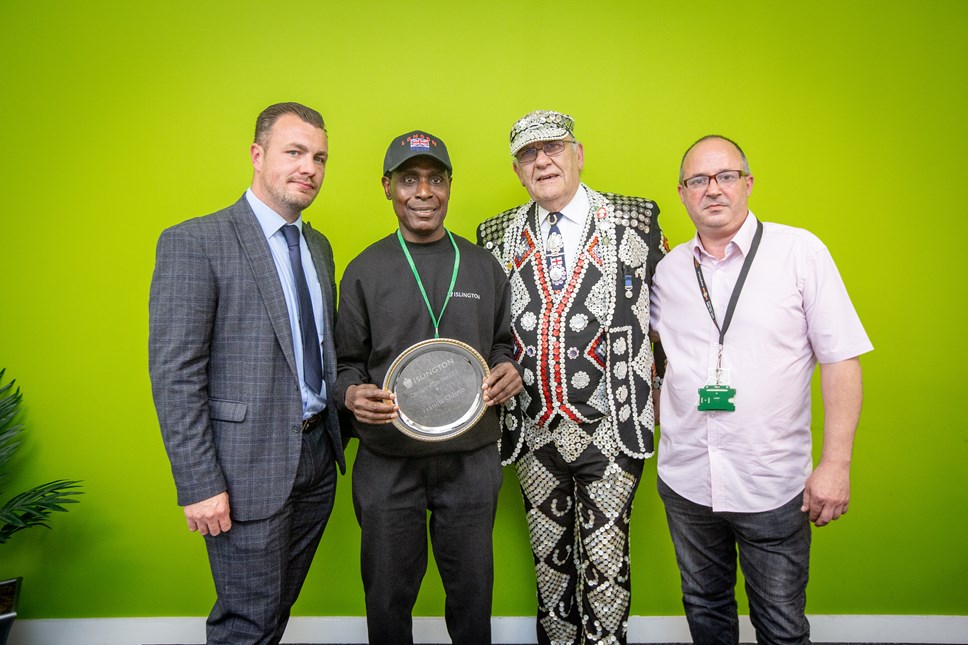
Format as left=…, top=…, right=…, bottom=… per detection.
left=301, top=409, right=326, bottom=433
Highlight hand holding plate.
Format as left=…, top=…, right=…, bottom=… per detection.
left=483, top=362, right=523, bottom=406
left=345, top=383, right=398, bottom=424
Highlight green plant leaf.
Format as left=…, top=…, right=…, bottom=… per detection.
left=0, top=480, right=84, bottom=544
left=0, top=368, right=84, bottom=544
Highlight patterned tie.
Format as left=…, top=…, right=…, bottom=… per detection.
left=280, top=224, right=323, bottom=394
left=545, top=211, right=567, bottom=292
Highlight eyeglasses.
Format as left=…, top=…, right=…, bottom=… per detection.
left=681, top=170, right=748, bottom=191
left=514, top=139, right=577, bottom=165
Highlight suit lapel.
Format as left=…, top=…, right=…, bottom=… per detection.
left=508, top=202, right=540, bottom=270
left=584, top=186, right=618, bottom=327
left=580, top=185, right=602, bottom=252
left=302, top=221, right=346, bottom=473
left=584, top=185, right=617, bottom=267
left=303, top=222, right=337, bottom=388
left=228, top=197, right=299, bottom=379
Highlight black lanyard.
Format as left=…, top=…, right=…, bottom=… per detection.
left=693, top=219, right=763, bottom=349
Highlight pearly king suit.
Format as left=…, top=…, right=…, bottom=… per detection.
left=149, top=195, right=345, bottom=643
left=478, top=185, right=667, bottom=644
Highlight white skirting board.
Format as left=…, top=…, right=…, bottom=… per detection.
left=8, top=615, right=968, bottom=644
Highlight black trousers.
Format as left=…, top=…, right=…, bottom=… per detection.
left=352, top=442, right=503, bottom=645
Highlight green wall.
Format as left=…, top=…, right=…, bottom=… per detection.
left=1, top=0, right=965, bottom=621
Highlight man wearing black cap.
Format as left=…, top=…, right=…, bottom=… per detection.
left=478, top=111, right=668, bottom=644
left=335, top=130, right=523, bottom=645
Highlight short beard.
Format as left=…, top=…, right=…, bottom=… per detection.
left=266, top=181, right=316, bottom=218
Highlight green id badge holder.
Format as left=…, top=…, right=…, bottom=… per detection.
left=698, top=385, right=736, bottom=412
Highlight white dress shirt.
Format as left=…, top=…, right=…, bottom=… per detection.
left=537, top=185, right=590, bottom=272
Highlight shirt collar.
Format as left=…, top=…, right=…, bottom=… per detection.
left=245, top=188, right=303, bottom=240
left=691, top=210, right=756, bottom=261
left=537, top=185, right=588, bottom=225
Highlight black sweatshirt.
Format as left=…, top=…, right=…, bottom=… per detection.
left=335, top=232, right=518, bottom=457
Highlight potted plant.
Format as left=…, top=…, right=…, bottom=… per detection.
left=0, top=368, right=83, bottom=644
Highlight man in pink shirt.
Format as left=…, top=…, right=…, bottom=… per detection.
left=650, top=135, right=873, bottom=644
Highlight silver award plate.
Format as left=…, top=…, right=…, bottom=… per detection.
left=383, top=338, right=490, bottom=442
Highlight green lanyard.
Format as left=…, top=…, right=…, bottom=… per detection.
left=396, top=228, right=460, bottom=339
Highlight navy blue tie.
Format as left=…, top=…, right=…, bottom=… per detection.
left=545, top=212, right=567, bottom=292
left=281, top=225, right=323, bottom=395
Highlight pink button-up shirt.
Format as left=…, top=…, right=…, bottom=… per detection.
left=651, top=213, right=873, bottom=512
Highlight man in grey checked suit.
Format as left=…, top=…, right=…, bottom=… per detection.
left=149, top=102, right=345, bottom=645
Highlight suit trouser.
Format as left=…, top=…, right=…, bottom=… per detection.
left=204, top=429, right=337, bottom=645
left=516, top=433, right=644, bottom=645
left=352, top=442, right=503, bottom=645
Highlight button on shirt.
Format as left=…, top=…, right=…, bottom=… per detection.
left=246, top=189, right=327, bottom=418
left=650, top=212, right=873, bottom=513
left=538, top=185, right=589, bottom=271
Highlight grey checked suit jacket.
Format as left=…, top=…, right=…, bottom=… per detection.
left=149, top=195, right=345, bottom=522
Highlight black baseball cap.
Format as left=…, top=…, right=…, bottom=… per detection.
left=383, top=130, right=452, bottom=175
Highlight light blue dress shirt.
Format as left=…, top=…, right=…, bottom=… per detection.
left=246, top=189, right=327, bottom=418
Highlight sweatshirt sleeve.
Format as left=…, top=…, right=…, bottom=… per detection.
left=334, top=268, right=372, bottom=411
left=487, top=255, right=522, bottom=375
